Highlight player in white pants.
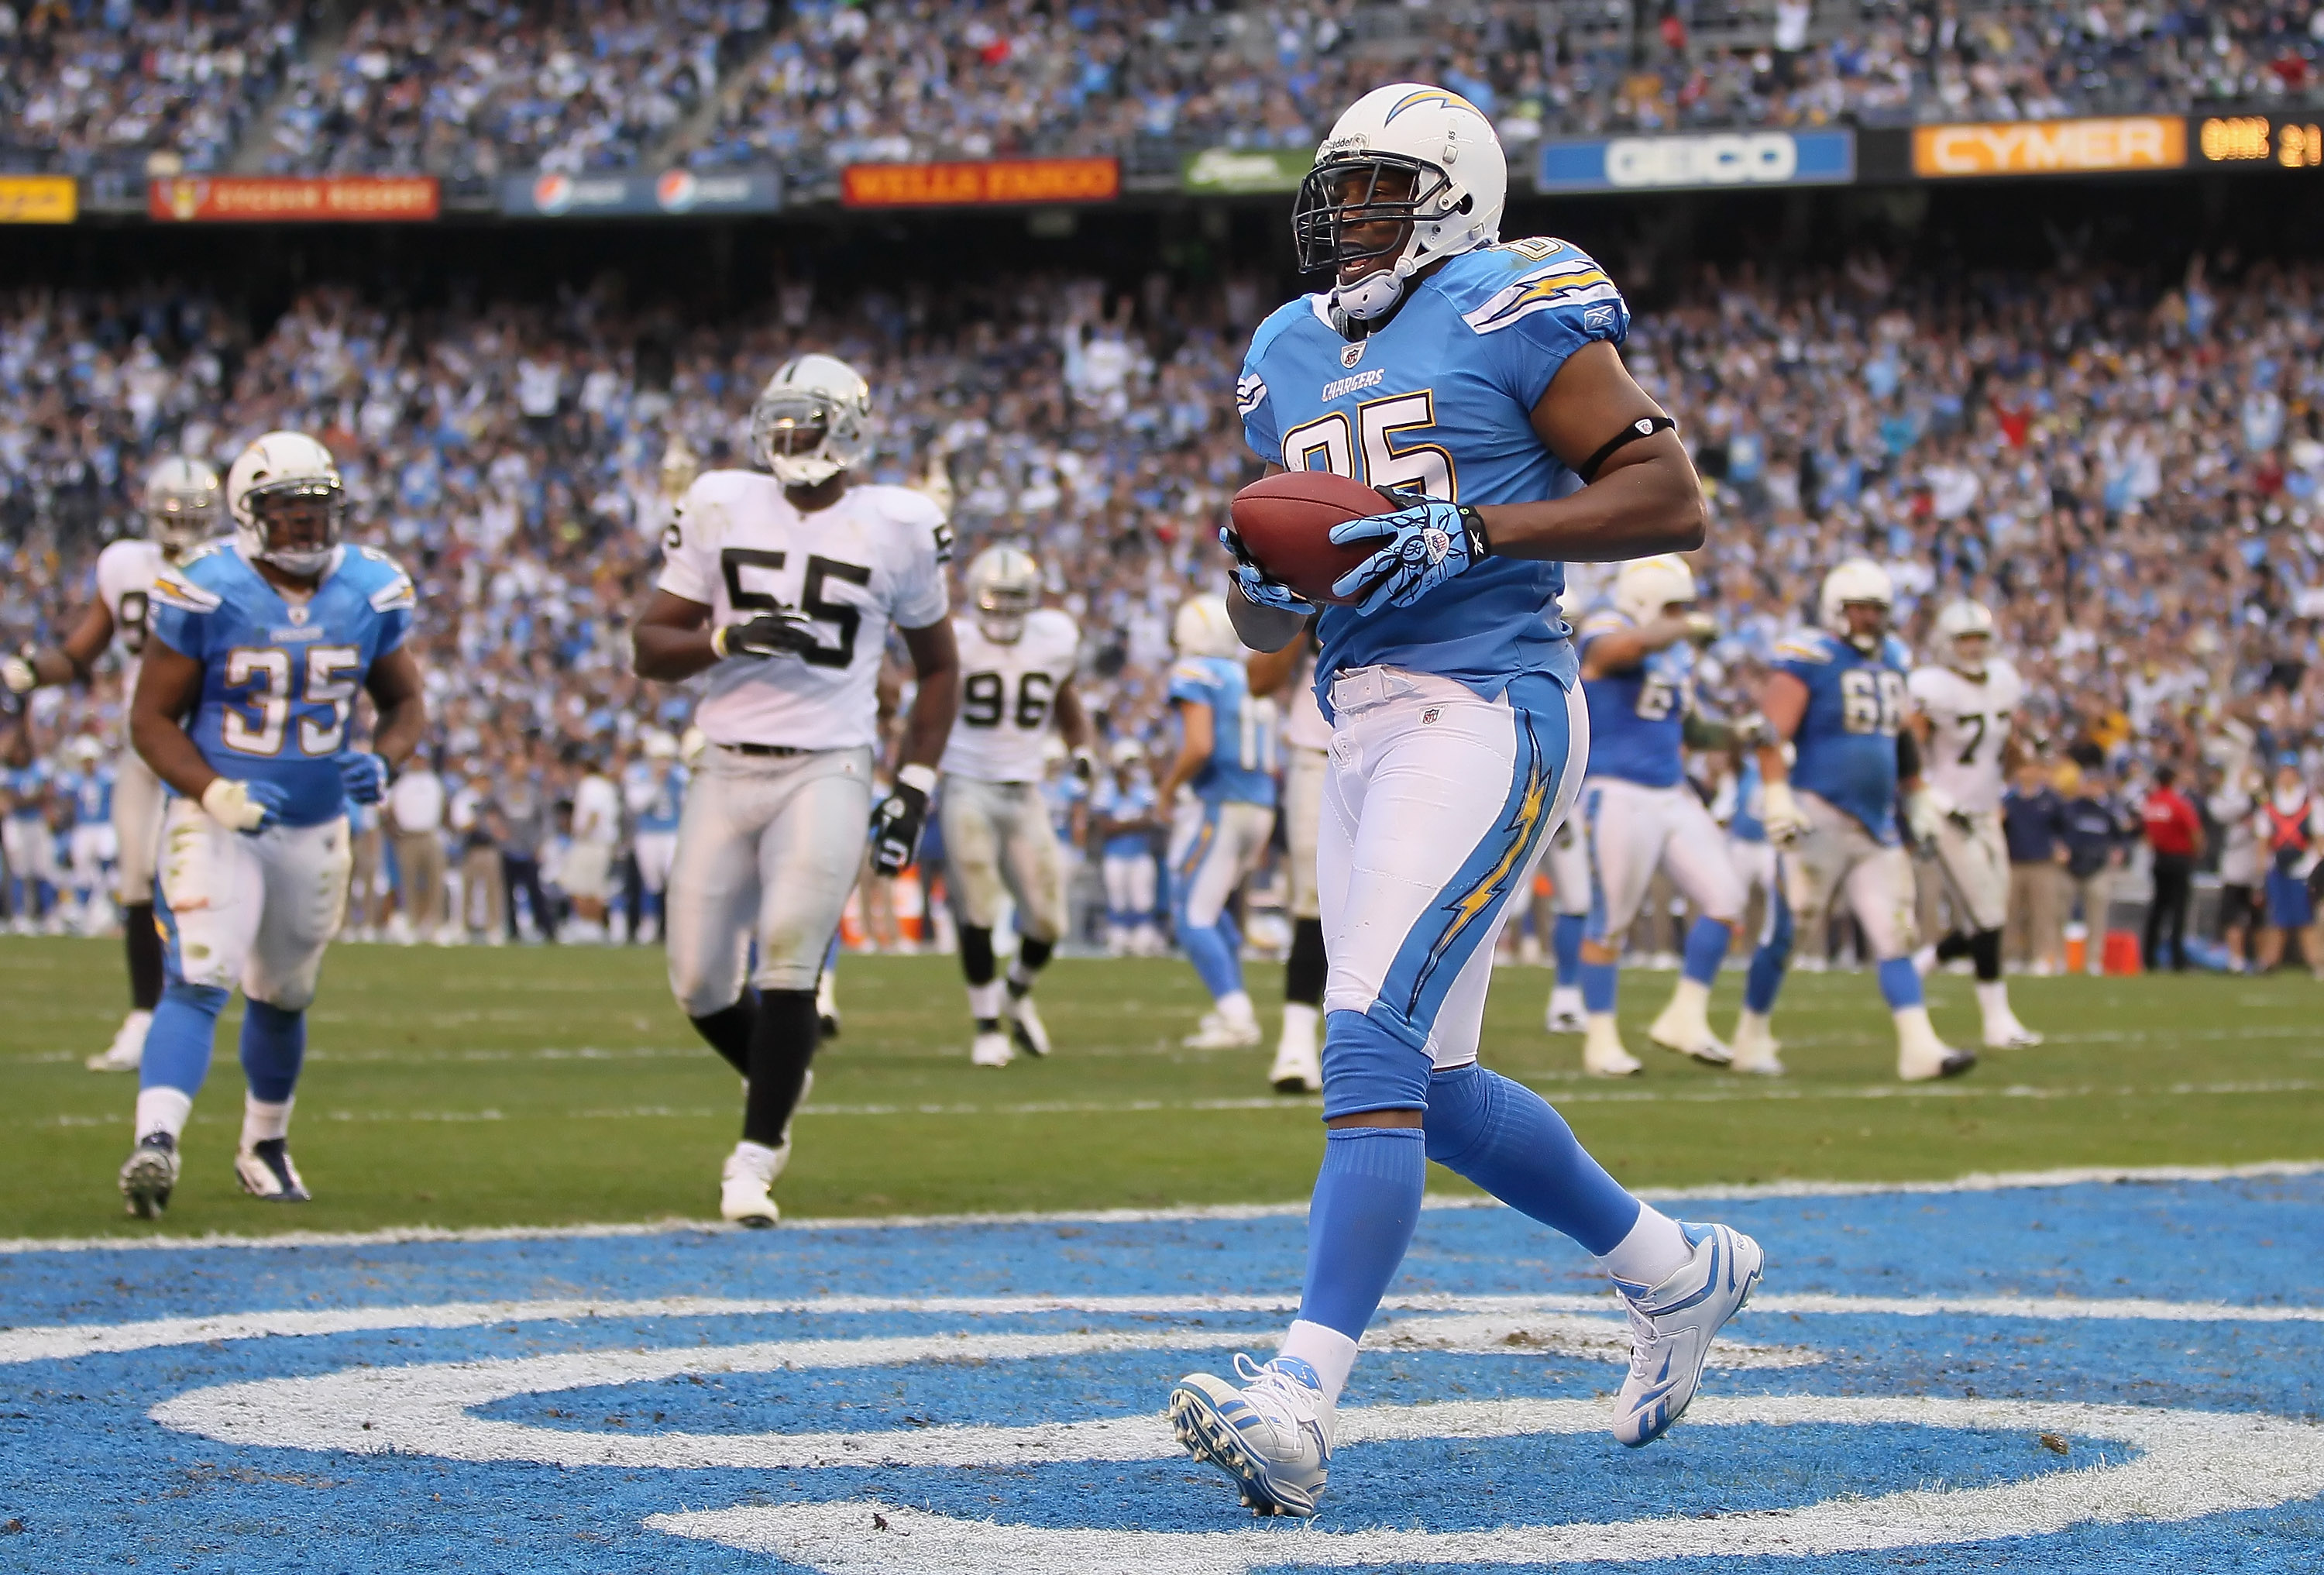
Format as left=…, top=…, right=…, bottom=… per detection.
left=939, top=546, right=1095, bottom=1068
left=1906, top=599, right=2040, bottom=1049
left=4, top=456, right=220, bottom=1071
left=1247, top=631, right=1329, bottom=1092
left=633, top=353, right=959, bottom=1226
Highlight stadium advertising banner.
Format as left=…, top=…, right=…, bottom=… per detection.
left=1911, top=115, right=2186, bottom=177
left=148, top=176, right=440, bottom=222
left=841, top=157, right=1120, bottom=208
left=499, top=169, right=782, bottom=218
left=2191, top=113, right=2324, bottom=170
left=0, top=175, right=77, bottom=223
left=1537, top=130, right=1855, bottom=192
left=1181, top=146, right=1315, bottom=194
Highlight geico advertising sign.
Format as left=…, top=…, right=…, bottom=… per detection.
left=1538, top=130, right=1854, bottom=191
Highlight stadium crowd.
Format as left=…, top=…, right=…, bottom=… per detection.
left=2, top=242, right=2322, bottom=963
left=6, top=1, right=2324, bottom=183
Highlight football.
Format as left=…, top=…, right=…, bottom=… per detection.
left=1227, top=469, right=1393, bottom=607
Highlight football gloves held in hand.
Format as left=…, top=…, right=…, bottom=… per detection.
left=333, top=750, right=390, bottom=806
left=1326, top=489, right=1493, bottom=614
left=714, top=610, right=822, bottom=660
left=868, top=769, right=933, bottom=877
left=201, top=776, right=291, bottom=834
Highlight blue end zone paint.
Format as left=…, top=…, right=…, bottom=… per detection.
left=0, top=1175, right=2318, bottom=1573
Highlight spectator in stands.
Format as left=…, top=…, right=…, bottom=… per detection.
left=2139, top=763, right=2205, bottom=971
left=2003, top=755, right=2067, bottom=974
left=385, top=751, right=449, bottom=945
left=2058, top=762, right=2128, bottom=976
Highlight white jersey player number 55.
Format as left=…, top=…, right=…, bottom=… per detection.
left=720, top=546, right=870, bottom=669
left=1280, top=390, right=1456, bottom=498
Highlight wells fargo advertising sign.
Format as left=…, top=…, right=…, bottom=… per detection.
left=1911, top=116, right=2185, bottom=177
left=841, top=157, right=1119, bottom=208
left=148, top=176, right=441, bottom=222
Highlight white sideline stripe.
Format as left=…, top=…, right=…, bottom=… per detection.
left=2, top=1159, right=2319, bottom=1255
left=5, top=1281, right=2315, bottom=1368
left=645, top=1398, right=2324, bottom=1572
left=22, top=1078, right=2324, bottom=1130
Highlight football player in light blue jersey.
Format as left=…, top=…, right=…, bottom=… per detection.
left=118, top=432, right=427, bottom=1219
left=1091, top=738, right=1163, bottom=957
left=1712, top=741, right=1791, bottom=1075
left=1747, top=559, right=1975, bottom=1083
left=624, top=732, right=686, bottom=945
left=1157, top=595, right=1278, bottom=1049
left=2, top=748, right=60, bottom=930
left=1171, top=82, right=1762, bottom=1518
left=1570, top=555, right=1761, bottom=1078
left=59, top=734, right=119, bottom=932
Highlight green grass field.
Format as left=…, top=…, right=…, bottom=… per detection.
left=4, top=936, right=2322, bottom=1240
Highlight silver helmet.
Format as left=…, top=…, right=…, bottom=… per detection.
left=143, top=456, right=222, bottom=558
left=965, top=545, right=1042, bottom=644
left=749, top=353, right=872, bottom=487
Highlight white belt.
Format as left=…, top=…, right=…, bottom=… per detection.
left=1327, top=665, right=1421, bottom=716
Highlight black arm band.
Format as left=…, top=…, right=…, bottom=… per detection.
left=1896, top=728, right=1922, bottom=782
left=1577, top=414, right=1677, bottom=483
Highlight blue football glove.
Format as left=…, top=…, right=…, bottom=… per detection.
left=334, top=750, right=390, bottom=806
left=1218, top=524, right=1316, bottom=614
left=1326, top=490, right=1493, bottom=614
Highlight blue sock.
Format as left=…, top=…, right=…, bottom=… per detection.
left=1876, top=955, right=1923, bottom=1010
left=1296, top=1126, right=1426, bottom=1340
left=822, top=930, right=841, bottom=972
left=239, top=999, right=306, bottom=1102
left=1578, top=957, right=1618, bottom=1013
left=142, top=982, right=229, bottom=1097
left=1425, top=1062, right=1640, bottom=1253
left=1743, top=884, right=1794, bottom=1013
left=1681, top=916, right=1731, bottom=985
left=1552, top=911, right=1583, bottom=983
left=1179, top=919, right=1244, bottom=1000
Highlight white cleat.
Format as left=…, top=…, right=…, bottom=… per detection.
left=1645, top=1002, right=1732, bottom=1065
left=1911, top=944, right=1939, bottom=978
left=1896, top=1010, right=1977, bottom=1082
left=1583, top=1016, right=1642, bottom=1078
left=815, top=971, right=841, bottom=1040
left=1006, top=992, right=1050, bottom=1058
left=970, top=1030, right=1015, bottom=1068
left=1183, top=1012, right=1263, bottom=1050
left=119, top=1132, right=180, bottom=1220
left=234, top=1139, right=311, bottom=1202
left=87, top=1009, right=152, bottom=1072
left=1267, top=1037, right=1322, bottom=1095
left=1544, top=987, right=1587, bottom=1034
left=1727, top=1011, right=1786, bottom=1076
left=1984, top=1018, right=2044, bottom=1049
left=719, top=1140, right=786, bottom=1227
left=1612, top=1220, right=1765, bottom=1447
left=1169, top=1354, right=1335, bottom=1516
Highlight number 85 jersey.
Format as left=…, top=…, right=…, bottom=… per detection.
left=658, top=470, right=952, bottom=751
left=1774, top=627, right=1915, bottom=846
left=941, top=608, right=1080, bottom=784
left=147, top=542, right=415, bottom=827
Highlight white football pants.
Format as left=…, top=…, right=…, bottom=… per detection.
left=940, top=775, right=1067, bottom=942
left=1928, top=807, right=2011, bottom=933
left=665, top=745, right=870, bottom=1014
left=1785, top=790, right=1920, bottom=961
left=114, top=748, right=166, bottom=902
left=156, top=799, right=352, bottom=1010
left=1580, top=775, right=1746, bottom=944
left=632, top=830, right=678, bottom=896
left=2, top=814, right=60, bottom=887
left=1102, top=851, right=1158, bottom=917
left=1168, top=796, right=1274, bottom=929
left=1282, top=742, right=1327, bottom=921
left=1544, top=815, right=1590, bottom=919
left=1727, top=834, right=1785, bottom=946
left=1319, top=666, right=1586, bottom=1071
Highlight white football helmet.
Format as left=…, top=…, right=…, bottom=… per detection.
left=750, top=353, right=872, bottom=487
left=1173, top=593, right=1240, bottom=660
left=1613, top=554, right=1697, bottom=627
left=1109, top=737, right=1146, bottom=769
left=226, top=431, right=342, bottom=576
left=966, top=545, right=1042, bottom=644
left=1934, top=597, right=1996, bottom=676
left=1296, top=83, right=1506, bottom=328
left=1818, top=558, right=1893, bottom=652
left=143, top=456, right=221, bottom=558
